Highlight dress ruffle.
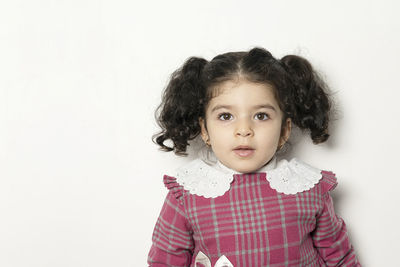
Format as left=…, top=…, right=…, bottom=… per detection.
left=163, top=175, right=184, bottom=202
left=319, top=171, right=338, bottom=194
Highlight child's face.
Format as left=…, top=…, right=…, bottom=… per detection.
left=200, top=79, right=291, bottom=173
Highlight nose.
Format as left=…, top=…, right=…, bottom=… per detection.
left=235, top=119, right=254, bottom=137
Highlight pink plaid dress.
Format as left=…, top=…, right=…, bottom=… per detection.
left=148, top=159, right=360, bottom=266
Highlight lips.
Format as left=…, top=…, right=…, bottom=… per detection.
left=233, top=146, right=255, bottom=157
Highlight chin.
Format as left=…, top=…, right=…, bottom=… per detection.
left=234, top=165, right=259, bottom=174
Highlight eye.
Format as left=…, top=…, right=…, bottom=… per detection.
left=218, top=113, right=233, bottom=121
left=254, top=112, right=269, bottom=121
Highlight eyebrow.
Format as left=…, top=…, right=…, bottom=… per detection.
left=254, top=104, right=277, bottom=111
left=210, top=104, right=277, bottom=113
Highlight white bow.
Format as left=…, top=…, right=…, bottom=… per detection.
left=195, top=251, right=233, bottom=267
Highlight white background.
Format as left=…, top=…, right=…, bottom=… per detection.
left=1, top=1, right=399, bottom=266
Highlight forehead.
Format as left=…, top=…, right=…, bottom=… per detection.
left=208, top=79, right=279, bottom=109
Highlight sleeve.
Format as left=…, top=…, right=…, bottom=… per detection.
left=312, top=172, right=361, bottom=266
left=147, top=176, right=194, bottom=266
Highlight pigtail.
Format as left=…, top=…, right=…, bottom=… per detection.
left=280, top=55, right=331, bottom=144
left=153, top=57, right=208, bottom=155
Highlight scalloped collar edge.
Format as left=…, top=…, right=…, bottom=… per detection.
left=171, top=157, right=322, bottom=197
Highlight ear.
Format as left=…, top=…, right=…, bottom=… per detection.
left=279, top=118, right=292, bottom=147
left=199, top=117, right=209, bottom=144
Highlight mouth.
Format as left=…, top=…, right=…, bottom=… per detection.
left=233, top=146, right=255, bottom=157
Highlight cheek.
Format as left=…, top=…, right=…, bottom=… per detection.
left=258, top=124, right=283, bottom=145
left=264, top=135, right=281, bottom=148
left=207, top=125, right=231, bottom=147
left=209, top=127, right=228, bottom=141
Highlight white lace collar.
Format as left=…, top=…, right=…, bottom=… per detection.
left=173, top=157, right=322, bottom=198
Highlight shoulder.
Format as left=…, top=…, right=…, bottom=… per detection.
left=318, top=170, right=338, bottom=194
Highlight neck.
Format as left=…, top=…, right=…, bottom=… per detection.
left=216, top=157, right=277, bottom=174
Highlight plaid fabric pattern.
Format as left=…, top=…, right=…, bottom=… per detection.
left=148, top=171, right=360, bottom=267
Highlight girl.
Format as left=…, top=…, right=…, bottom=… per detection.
left=147, top=47, right=360, bottom=266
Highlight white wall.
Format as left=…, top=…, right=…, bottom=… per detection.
left=1, top=0, right=399, bottom=266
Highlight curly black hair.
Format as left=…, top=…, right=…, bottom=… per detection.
left=153, top=47, right=331, bottom=155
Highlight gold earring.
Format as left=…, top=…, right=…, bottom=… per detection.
left=278, top=142, right=284, bottom=150
left=205, top=138, right=211, bottom=147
